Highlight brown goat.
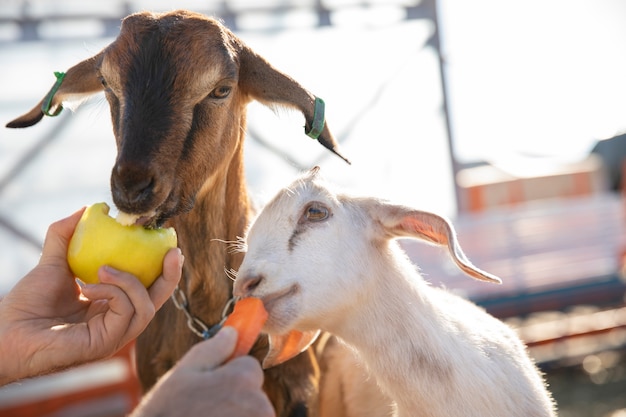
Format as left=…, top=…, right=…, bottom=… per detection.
left=7, top=10, right=348, bottom=417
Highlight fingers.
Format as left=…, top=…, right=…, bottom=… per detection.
left=218, top=355, right=266, bottom=391
left=177, top=327, right=265, bottom=395
left=96, top=246, right=184, bottom=332
left=78, top=248, right=184, bottom=355
left=148, top=248, right=184, bottom=310
left=80, top=266, right=157, bottom=350
left=178, top=327, right=238, bottom=371
left=40, top=207, right=85, bottom=263
left=79, top=280, right=135, bottom=353
left=130, top=327, right=273, bottom=417
left=100, top=265, right=157, bottom=326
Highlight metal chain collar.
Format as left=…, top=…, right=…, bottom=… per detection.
left=171, top=286, right=236, bottom=340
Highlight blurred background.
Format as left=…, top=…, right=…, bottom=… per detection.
left=0, top=0, right=625, bottom=416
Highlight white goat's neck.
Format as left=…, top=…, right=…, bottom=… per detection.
left=327, top=242, right=555, bottom=417
left=329, top=244, right=456, bottom=417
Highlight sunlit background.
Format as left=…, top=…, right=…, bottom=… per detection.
left=1, top=1, right=625, bottom=416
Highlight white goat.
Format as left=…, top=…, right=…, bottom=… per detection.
left=234, top=166, right=556, bottom=417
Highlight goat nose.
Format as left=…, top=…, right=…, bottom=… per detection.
left=111, top=162, right=156, bottom=207
left=234, top=274, right=264, bottom=298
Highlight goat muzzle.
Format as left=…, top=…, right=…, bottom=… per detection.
left=110, top=161, right=161, bottom=212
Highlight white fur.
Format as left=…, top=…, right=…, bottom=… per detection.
left=234, top=167, right=556, bottom=417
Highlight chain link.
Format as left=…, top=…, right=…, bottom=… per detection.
left=171, top=286, right=236, bottom=340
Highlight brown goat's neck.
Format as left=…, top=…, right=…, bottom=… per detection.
left=171, top=152, right=250, bottom=327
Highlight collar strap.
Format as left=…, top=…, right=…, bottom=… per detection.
left=41, top=71, right=66, bottom=117
left=305, top=97, right=325, bottom=140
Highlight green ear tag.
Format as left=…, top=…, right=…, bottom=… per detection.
left=41, top=71, right=66, bottom=117
left=305, top=97, right=325, bottom=140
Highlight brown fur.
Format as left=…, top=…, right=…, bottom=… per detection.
left=7, top=10, right=347, bottom=416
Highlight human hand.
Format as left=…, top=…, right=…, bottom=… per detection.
left=0, top=208, right=183, bottom=385
left=131, top=326, right=275, bottom=417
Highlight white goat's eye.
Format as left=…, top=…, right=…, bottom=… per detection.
left=305, top=203, right=329, bottom=222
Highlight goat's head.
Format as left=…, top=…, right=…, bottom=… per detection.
left=7, top=10, right=348, bottom=226
left=234, top=167, right=501, bottom=336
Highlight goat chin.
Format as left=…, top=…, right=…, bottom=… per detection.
left=9, top=10, right=349, bottom=417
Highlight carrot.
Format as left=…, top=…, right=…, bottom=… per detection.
left=223, top=297, right=268, bottom=361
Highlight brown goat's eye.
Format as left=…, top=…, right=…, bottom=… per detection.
left=304, top=203, right=329, bottom=222
left=98, top=76, right=108, bottom=88
left=209, top=85, right=232, bottom=99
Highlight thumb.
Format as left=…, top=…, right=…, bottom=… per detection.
left=40, top=208, right=85, bottom=262
left=178, top=326, right=238, bottom=371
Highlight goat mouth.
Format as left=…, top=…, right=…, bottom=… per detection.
left=261, top=285, right=299, bottom=314
left=116, top=196, right=192, bottom=228
left=116, top=210, right=159, bottom=228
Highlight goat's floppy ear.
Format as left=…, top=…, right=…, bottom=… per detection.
left=263, top=330, right=321, bottom=369
left=6, top=53, right=104, bottom=128
left=372, top=202, right=501, bottom=284
left=237, top=44, right=350, bottom=164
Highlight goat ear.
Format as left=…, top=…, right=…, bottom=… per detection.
left=373, top=202, right=501, bottom=284
left=237, top=45, right=350, bottom=164
left=262, top=329, right=321, bottom=369
left=6, top=53, right=104, bottom=128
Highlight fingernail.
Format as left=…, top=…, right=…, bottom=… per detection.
left=75, top=278, right=85, bottom=288
left=102, top=265, right=122, bottom=275
left=218, top=325, right=237, bottom=340
left=178, top=248, right=185, bottom=267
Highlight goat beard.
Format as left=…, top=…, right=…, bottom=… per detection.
left=120, top=192, right=195, bottom=229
